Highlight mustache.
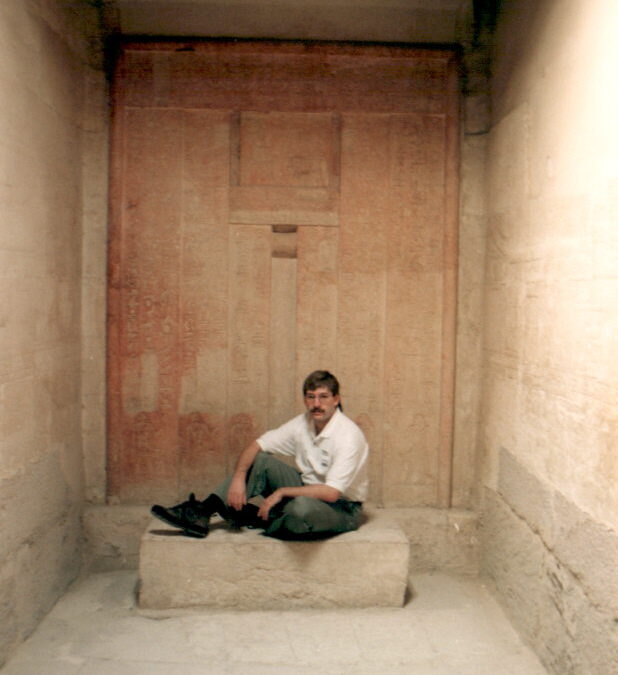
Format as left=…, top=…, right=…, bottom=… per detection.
left=311, top=408, right=324, bottom=413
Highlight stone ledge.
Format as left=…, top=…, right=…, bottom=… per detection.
left=138, top=515, right=410, bottom=610
left=83, top=504, right=480, bottom=576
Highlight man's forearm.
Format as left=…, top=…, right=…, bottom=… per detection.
left=276, top=484, right=341, bottom=502
left=257, top=483, right=342, bottom=520
left=232, top=440, right=262, bottom=477
left=256, top=482, right=342, bottom=520
left=226, top=440, right=263, bottom=510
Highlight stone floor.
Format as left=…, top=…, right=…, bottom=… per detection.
left=2, top=571, right=548, bottom=674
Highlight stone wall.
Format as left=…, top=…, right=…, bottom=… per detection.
left=0, top=0, right=107, bottom=665
left=481, top=1, right=618, bottom=672
left=483, top=454, right=617, bottom=674
left=106, top=42, right=461, bottom=509
left=452, top=26, right=491, bottom=510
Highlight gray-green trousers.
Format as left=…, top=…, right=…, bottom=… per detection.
left=213, top=451, right=363, bottom=539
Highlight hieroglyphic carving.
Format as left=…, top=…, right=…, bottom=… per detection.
left=112, top=410, right=178, bottom=503
left=339, top=114, right=390, bottom=237
left=388, top=114, right=445, bottom=278
left=269, top=255, right=297, bottom=428
left=295, top=226, right=338, bottom=409
left=108, top=107, right=184, bottom=501
left=120, top=50, right=155, bottom=106
left=228, top=226, right=270, bottom=433
left=227, top=413, right=257, bottom=472
left=123, top=286, right=141, bottom=358
left=123, top=43, right=448, bottom=114
left=179, top=110, right=230, bottom=430
left=382, top=278, right=442, bottom=506
left=230, top=186, right=338, bottom=226
left=354, top=412, right=381, bottom=504
left=130, top=411, right=159, bottom=457
left=381, top=112, right=447, bottom=506
left=338, top=114, right=388, bottom=503
left=239, top=112, right=336, bottom=188
left=178, top=412, right=227, bottom=494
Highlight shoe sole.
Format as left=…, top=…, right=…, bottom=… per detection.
left=180, top=521, right=209, bottom=537
left=151, top=505, right=209, bottom=538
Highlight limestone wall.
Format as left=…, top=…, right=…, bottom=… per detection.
left=106, top=42, right=461, bottom=509
left=0, top=0, right=107, bottom=665
left=481, top=1, right=618, bottom=672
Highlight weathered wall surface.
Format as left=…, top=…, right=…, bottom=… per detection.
left=0, top=0, right=107, bottom=665
left=451, top=36, right=491, bottom=509
left=107, top=42, right=460, bottom=509
left=481, top=1, right=618, bottom=673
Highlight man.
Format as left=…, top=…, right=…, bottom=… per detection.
left=151, top=370, right=369, bottom=539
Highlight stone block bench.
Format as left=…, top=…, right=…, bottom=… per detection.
left=138, top=514, right=409, bottom=610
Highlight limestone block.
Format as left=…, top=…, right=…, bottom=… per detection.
left=122, top=45, right=449, bottom=114
left=452, top=134, right=486, bottom=509
left=482, top=487, right=618, bottom=675
left=481, top=488, right=546, bottom=638
left=445, top=510, right=481, bottom=573
left=83, top=505, right=152, bottom=572
left=229, top=186, right=339, bottom=225
left=569, top=589, right=618, bottom=675
left=498, top=447, right=554, bottom=545
left=537, top=551, right=617, bottom=675
left=83, top=504, right=480, bottom=575
left=139, top=517, right=409, bottom=610
left=371, top=507, right=480, bottom=575
left=464, top=93, right=490, bottom=135
left=0, top=453, right=73, bottom=554
left=0, top=572, right=18, bottom=666
left=13, top=513, right=82, bottom=634
left=552, top=490, right=618, bottom=616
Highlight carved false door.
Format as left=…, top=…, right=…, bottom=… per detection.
left=108, top=42, right=458, bottom=506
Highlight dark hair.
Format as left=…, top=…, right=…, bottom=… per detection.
left=302, top=370, right=343, bottom=410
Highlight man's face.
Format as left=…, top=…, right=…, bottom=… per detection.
left=304, top=386, right=340, bottom=429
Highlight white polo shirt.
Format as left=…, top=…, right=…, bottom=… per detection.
left=256, top=408, right=369, bottom=502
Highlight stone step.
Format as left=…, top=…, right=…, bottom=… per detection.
left=138, top=515, right=410, bottom=610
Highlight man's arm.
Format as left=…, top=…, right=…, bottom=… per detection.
left=258, top=484, right=341, bottom=520
left=226, top=440, right=262, bottom=511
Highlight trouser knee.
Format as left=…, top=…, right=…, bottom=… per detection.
left=250, top=452, right=278, bottom=488
left=251, top=451, right=270, bottom=470
left=279, top=496, right=317, bottom=534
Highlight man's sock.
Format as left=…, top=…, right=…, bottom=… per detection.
left=230, top=503, right=262, bottom=528
left=200, top=494, right=263, bottom=528
left=199, top=493, right=228, bottom=518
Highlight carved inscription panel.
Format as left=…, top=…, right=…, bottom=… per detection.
left=108, top=42, right=458, bottom=505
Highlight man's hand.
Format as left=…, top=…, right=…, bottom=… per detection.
left=257, top=484, right=342, bottom=521
left=227, top=474, right=248, bottom=511
left=226, top=440, right=262, bottom=511
left=258, top=489, right=284, bottom=521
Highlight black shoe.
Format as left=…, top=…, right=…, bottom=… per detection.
left=196, top=494, right=257, bottom=529
left=151, top=493, right=210, bottom=538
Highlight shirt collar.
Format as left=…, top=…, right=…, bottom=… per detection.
left=306, top=407, right=342, bottom=439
